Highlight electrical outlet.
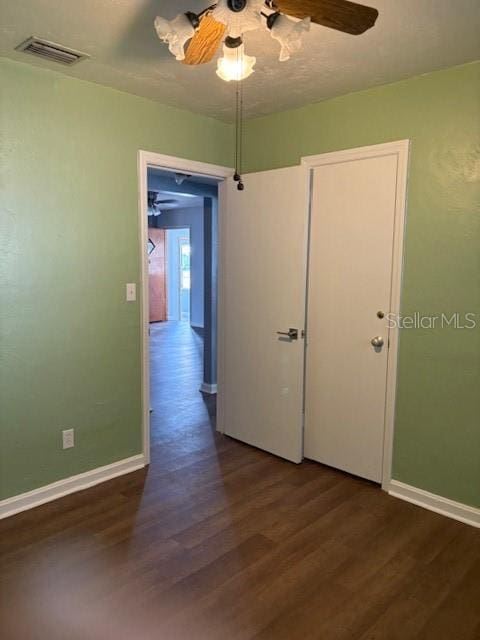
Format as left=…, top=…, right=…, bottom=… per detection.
left=62, top=428, right=75, bottom=450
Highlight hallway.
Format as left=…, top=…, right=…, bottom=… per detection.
left=149, top=321, right=216, bottom=452
left=1, top=326, right=479, bottom=639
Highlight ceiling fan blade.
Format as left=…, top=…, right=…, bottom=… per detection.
left=183, top=13, right=226, bottom=65
left=275, top=0, right=378, bottom=35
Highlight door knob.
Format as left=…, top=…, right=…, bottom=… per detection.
left=371, top=336, right=384, bottom=348
left=277, top=328, right=298, bottom=340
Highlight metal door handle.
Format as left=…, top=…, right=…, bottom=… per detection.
left=371, top=336, right=384, bottom=348
left=277, top=328, right=298, bottom=340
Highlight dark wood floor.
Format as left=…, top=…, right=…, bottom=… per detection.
left=1, top=321, right=479, bottom=639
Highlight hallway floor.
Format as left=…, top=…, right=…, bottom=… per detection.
left=149, top=321, right=215, bottom=452
left=1, top=322, right=479, bottom=639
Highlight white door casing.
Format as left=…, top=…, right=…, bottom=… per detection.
left=303, top=141, right=409, bottom=484
left=217, top=166, right=310, bottom=462
left=138, top=151, right=233, bottom=464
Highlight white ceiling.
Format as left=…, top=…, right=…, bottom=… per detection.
left=1, top=1, right=479, bottom=121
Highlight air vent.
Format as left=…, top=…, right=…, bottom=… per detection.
left=16, top=37, right=89, bottom=66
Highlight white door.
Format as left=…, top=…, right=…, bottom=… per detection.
left=218, top=167, right=308, bottom=462
left=304, top=148, right=406, bottom=482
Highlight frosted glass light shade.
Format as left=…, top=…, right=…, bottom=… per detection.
left=216, top=43, right=256, bottom=82
left=212, top=0, right=263, bottom=38
left=154, top=13, right=195, bottom=61
left=270, top=15, right=310, bottom=62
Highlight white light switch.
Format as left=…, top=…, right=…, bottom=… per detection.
left=126, top=283, right=136, bottom=302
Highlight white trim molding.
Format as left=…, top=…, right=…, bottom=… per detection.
left=301, top=140, right=410, bottom=169
left=200, top=382, right=217, bottom=394
left=137, top=151, right=233, bottom=459
left=388, top=480, right=480, bottom=529
left=0, top=454, right=146, bottom=520
left=139, top=151, right=233, bottom=181
left=302, top=140, right=410, bottom=490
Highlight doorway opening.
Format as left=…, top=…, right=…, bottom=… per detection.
left=145, top=164, right=222, bottom=450
left=148, top=226, right=191, bottom=324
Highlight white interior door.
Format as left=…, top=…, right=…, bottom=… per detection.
left=304, top=149, right=405, bottom=482
left=218, top=167, right=308, bottom=462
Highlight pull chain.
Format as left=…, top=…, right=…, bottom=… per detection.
left=233, top=48, right=245, bottom=191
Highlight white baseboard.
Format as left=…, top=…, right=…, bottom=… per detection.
left=200, top=382, right=217, bottom=394
left=387, top=479, right=480, bottom=529
left=0, top=454, right=146, bottom=520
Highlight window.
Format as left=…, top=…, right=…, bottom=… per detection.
left=180, top=241, right=191, bottom=290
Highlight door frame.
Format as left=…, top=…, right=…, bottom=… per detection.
left=138, top=151, right=233, bottom=464
left=302, top=140, right=410, bottom=490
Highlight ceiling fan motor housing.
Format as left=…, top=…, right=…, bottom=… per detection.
left=227, top=0, right=248, bottom=12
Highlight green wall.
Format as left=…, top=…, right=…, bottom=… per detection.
left=245, top=62, right=480, bottom=508
left=0, top=58, right=232, bottom=499
left=2, top=57, right=479, bottom=510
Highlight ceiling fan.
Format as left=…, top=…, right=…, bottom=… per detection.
left=155, top=0, right=378, bottom=79
left=154, top=1, right=378, bottom=190
left=148, top=192, right=179, bottom=216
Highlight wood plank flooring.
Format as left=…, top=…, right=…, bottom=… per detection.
left=1, top=321, right=479, bottom=639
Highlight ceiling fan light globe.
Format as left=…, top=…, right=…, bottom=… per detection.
left=270, top=15, right=310, bottom=62
left=147, top=204, right=163, bottom=216
left=154, top=13, right=196, bottom=61
left=216, top=43, right=256, bottom=82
